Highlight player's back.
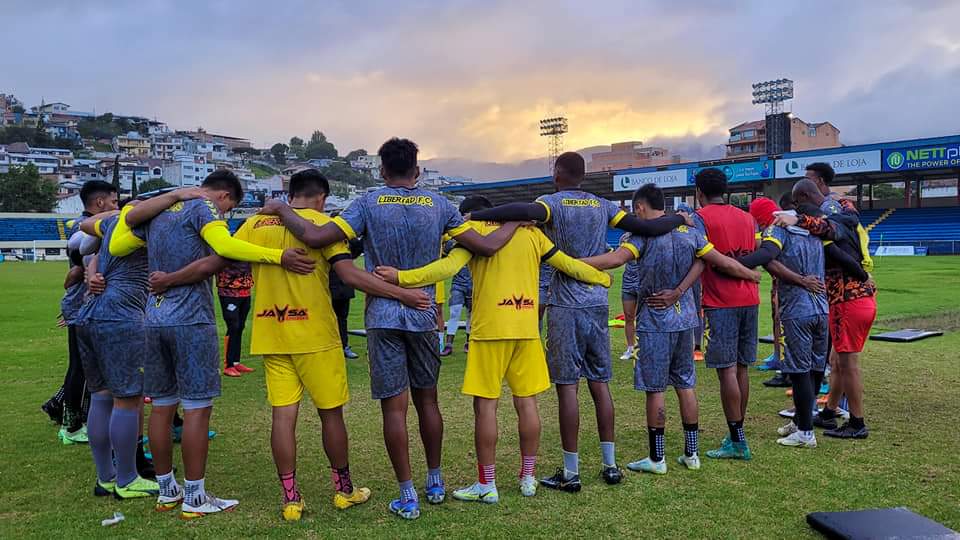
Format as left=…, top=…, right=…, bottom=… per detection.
left=465, top=222, right=550, bottom=340
left=79, top=214, right=148, bottom=323
left=141, top=198, right=220, bottom=326
left=236, top=209, right=345, bottom=355
left=537, top=190, right=625, bottom=308
left=765, top=225, right=828, bottom=320
left=694, top=204, right=759, bottom=308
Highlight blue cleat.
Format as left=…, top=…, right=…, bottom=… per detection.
left=389, top=498, right=421, bottom=520
left=425, top=482, right=445, bottom=504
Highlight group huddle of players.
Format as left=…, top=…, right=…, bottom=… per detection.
left=53, top=137, right=876, bottom=522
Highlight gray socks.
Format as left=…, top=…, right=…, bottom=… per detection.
left=88, top=393, right=115, bottom=483
left=110, top=407, right=141, bottom=486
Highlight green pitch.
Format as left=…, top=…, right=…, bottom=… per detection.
left=0, top=258, right=957, bottom=538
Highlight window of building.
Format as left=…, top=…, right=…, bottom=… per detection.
left=808, top=127, right=817, bottom=137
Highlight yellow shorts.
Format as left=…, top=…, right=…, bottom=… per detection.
left=264, top=349, right=348, bottom=409
left=462, top=339, right=550, bottom=399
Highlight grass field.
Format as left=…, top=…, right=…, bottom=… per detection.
left=0, top=258, right=957, bottom=539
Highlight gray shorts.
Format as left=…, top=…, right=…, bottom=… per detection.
left=781, top=315, right=828, bottom=374
left=621, top=289, right=639, bottom=303
left=77, top=320, right=145, bottom=398
left=545, top=306, right=611, bottom=384
left=703, top=306, right=759, bottom=369
left=367, top=329, right=441, bottom=400
left=634, top=329, right=697, bottom=392
left=144, top=324, right=221, bottom=401
left=448, top=285, right=472, bottom=310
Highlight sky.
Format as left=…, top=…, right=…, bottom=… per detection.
left=5, top=0, right=959, bottom=174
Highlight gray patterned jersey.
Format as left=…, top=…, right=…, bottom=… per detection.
left=620, top=233, right=640, bottom=294
left=60, top=215, right=89, bottom=324
left=446, top=239, right=472, bottom=292
left=763, top=225, right=828, bottom=320
left=139, top=198, right=220, bottom=327
left=820, top=196, right=842, bottom=215
left=77, top=215, right=148, bottom=322
left=335, top=186, right=466, bottom=331
left=624, top=225, right=710, bottom=332
left=536, top=190, right=625, bottom=308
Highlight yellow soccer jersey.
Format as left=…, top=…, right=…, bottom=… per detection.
left=400, top=221, right=610, bottom=341
left=234, top=208, right=350, bottom=355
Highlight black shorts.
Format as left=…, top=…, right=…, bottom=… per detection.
left=367, top=329, right=441, bottom=400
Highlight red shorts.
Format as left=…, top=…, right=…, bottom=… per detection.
left=828, top=295, right=877, bottom=353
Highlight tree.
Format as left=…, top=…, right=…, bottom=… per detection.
left=0, top=164, right=58, bottom=212
left=289, top=136, right=305, bottom=159
left=270, top=143, right=289, bottom=164
left=130, top=169, right=138, bottom=198
left=322, top=160, right=376, bottom=189
left=112, top=156, right=121, bottom=192
left=345, top=148, right=367, bottom=162
left=139, top=178, right=173, bottom=194
left=871, top=183, right=904, bottom=200
left=304, top=130, right=337, bottom=160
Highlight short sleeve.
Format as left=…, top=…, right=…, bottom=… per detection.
left=533, top=228, right=558, bottom=258
left=762, top=225, right=788, bottom=250
left=441, top=198, right=469, bottom=236
left=691, top=212, right=708, bottom=238
left=534, top=195, right=554, bottom=223
left=623, top=235, right=644, bottom=260
left=334, top=197, right=366, bottom=240
left=604, top=198, right=627, bottom=227
left=691, top=229, right=714, bottom=257
left=190, top=198, right=221, bottom=234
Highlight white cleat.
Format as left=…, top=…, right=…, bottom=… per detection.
left=180, top=493, right=239, bottom=520
left=519, top=475, right=537, bottom=497
left=777, top=421, right=798, bottom=437
left=676, top=454, right=701, bottom=470
left=777, top=431, right=817, bottom=449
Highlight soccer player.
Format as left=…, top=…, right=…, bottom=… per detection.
left=441, top=197, right=489, bottom=356
left=114, top=171, right=316, bottom=519
left=619, top=238, right=640, bottom=361
left=749, top=198, right=790, bottom=388
left=579, top=184, right=760, bottom=474
left=375, top=216, right=612, bottom=503
left=690, top=168, right=760, bottom=461
left=469, top=152, right=684, bottom=491
left=217, top=261, right=254, bottom=377
left=774, top=180, right=876, bottom=439
left=258, top=138, right=519, bottom=519
left=736, top=194, right=830, bottom=448
left=73, top=201, right=160, bottom=499
left=328, top=239, right=364, bottom=360
left=52, top=181, right=118, bottom=444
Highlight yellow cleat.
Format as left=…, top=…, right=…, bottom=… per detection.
left=333, top=487, right=371, bottom=510
left=282, top=499, right=305, bottom=521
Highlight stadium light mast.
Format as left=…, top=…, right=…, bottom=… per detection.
left=540, top=116, right=568, bottom=173
left=752, top=78, right=794, bottom=155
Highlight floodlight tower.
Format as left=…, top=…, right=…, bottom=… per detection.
left=540, top=116, right=568, bottom=172
left=752, top=79, right=794, bottom=155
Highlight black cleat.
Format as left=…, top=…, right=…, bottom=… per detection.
left=762, top=373, right=791, bottom=388
left=540, top=468, right=582, bottom=493
left=137, top=444, right=156, bottom=480
left=41, top=399, right=63, bottom=425
left=813, top=410, right=838, bottom=430
left=824, top=422, right=869, bottom=439
left=601, top=465, right=624, bottom=485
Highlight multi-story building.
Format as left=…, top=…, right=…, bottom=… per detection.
left=0, top=148, right=60, bottom=174
left=726, top=116, right=841, bottom=157
left=350, top=154, right=382, bottom=180
left=150, top=135, right=186, bottom=160
left=162, top=154, right=217, bottom=187
left=587, top=141, right=677, bottom=172
left=113, top=132, right=151, bottom=158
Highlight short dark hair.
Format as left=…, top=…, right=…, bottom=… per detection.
left=289, top=168, right=330, bottom=198
left=201, top=169, right=243, bottom=201
left=554, top=152, right=585, bottom=182
left=632, top=183, right=665, bottom=211
left=459, top=195, right=492, bottom=214
left=694, top=168, right=727, bottom=198
left=805, top=162, right=835, bottom=184
left=378, top=138, right=419, bottom=179
left=778, top=191, right=794, bottom=211
left=79, top=180, right=117, bottom=206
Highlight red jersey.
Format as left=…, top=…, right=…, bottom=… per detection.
left=693, top=204, right=759, bottom=308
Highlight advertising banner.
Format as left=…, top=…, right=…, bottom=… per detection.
left=882, top=142, right=960, bottom=172
left=775, top=150, right=881, bottom=178
left=688, top=159, right=773, bottom=184
left=613, top=169, right=688, bottom=192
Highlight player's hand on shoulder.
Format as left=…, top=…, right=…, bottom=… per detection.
left=259, top=199, right=288, bottom=216
left=772, top=211, right=798, bottom=227
left=174, top=187, right=205, bottom=201
left=374, top=266, right=400, bottom=285
left=676, top=211, right=694, bottom=226
left=280, top=248, right=316, bottom=275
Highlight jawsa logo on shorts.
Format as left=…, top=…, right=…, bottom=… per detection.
left=256, top=304, right=309, bottom=322
left=497, top=295, right=535, bottom=311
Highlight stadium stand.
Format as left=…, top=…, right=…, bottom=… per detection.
left=864, top=207, right=960, bottom=255
left=0, top=217, right=65, bottom=242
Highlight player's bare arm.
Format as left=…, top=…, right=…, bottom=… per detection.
left=646, top=259, right=705, bottom=309
left=333, top=259, right=432, bottom=311
left=452, top=221, right=523, bottom=257
left=123, top=187, right=204, bottom=227
left=148, top=255, right=229, bottom=295
left=701, top=249, right=762, bottom=282
left=259, top=199, right=346, bottom=249
left=580, top=247, right=634, bottom=270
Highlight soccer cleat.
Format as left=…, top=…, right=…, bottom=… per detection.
left=777, top=421, right=798, bottom=437
left=519, top=475, right=537, bottom=497
left=425, top=482, right=445, bottom=504
left=60, top=425, right=88, bottom=445
left=388, top=498, right=420, bottom=520
left=180, top=493, right=239, bottom=520
left=234, top=363, right=254, bottom=373
left=813, top=410, right=839, bottom=430
left=94, top=479, right=117, bottom=497
left=706, top=437, right=752, bottom=460
left=756, top=353, right=778, bottom=371
left=223, top=366, right=241, bottom=377
left=626, top=458, right=667, bottom=475
left=156, top=486, right=184, bottom=512
left=777, top=431, right=817, bottom=448
left=539, top=468, right=581, bottom=493
left=677, top=454, right=701, bottom=470
left=763, top=373, right=791, bottom=387
left=619, top=347, right=634, bottom=361
left=282, top=499, right=305, bottom=521
left=601, top=465, right=624, bottom=485
left=452, top=483, right=499, bottom=504
left=114, top=476, right=161, bottom=499
left=439, top=345, right=453, bottom=357
left=824, top=422, right=869, bottom=439
left=819, top=382, right=830, bottom=395
left=41, top=399, right=64, bottom=425
left=343, top=346, right=360, bottom=360
left=334, top=487, right=371, bottom=510
left=693, top=350, right=705, bottom=362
